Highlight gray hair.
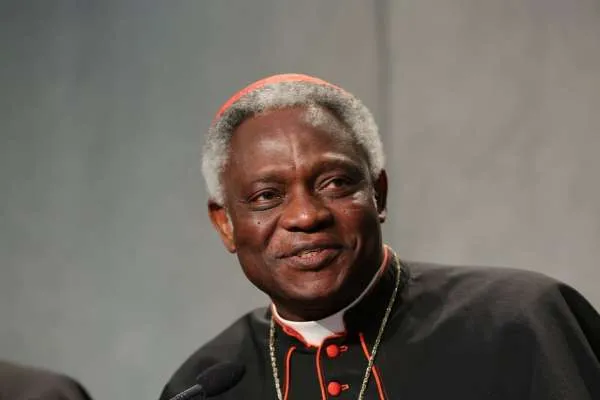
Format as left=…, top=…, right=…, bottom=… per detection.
left=202, top=79, right=384, bottom=204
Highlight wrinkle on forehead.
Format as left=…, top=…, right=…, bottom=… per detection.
left=245, top=105, right=350, bottom=140
left=228, top=106, right=357, bottom=166
left=301, top=104, right=352, bottom=139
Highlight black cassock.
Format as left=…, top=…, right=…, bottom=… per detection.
left=160, top=258, right=600, bottom=399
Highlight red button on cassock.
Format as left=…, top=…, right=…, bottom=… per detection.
left=326, top=344, right=340, bottom=358
left=327, top=381, right=342, bottom=396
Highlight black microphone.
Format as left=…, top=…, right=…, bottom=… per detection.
left=168, top=361, right=245, bottom=400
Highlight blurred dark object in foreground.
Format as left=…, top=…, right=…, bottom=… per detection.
left=0, top=360, right=92, bottom=400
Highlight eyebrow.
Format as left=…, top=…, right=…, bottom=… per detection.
left=311, top=154, right=366, bottom=175
left=245, top=154, right=366, bottom=186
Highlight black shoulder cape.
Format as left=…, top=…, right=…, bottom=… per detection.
left=160, top=261, right=600, bottom=399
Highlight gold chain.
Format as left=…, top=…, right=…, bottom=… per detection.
left=269, top=253, right=402, bottom=400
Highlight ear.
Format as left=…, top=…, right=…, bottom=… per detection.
left=208, top=200, right=236, bottom=253
left=373, top=170, right=388, bottom=223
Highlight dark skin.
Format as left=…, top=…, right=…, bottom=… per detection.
left=209, top=106, right=388, bottom=321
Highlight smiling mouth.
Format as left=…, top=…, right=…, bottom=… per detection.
left=283, top=247, right=342, bottom=270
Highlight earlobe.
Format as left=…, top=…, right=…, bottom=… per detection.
left=378, top=208, right=387, bottom=223
left=374, top=170, right=388, bottom=223
left=208, top=201, right=236, bottom=253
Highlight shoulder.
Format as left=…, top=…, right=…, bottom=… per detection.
left=406, top=260, right=563, bottom=301
left=159, top=307, right=269, bottom=400
left=400, top=261, right=583, bottom=324
left=392, top=261, right=599, bottom=355
left=0, top=361, right=92, bottom=400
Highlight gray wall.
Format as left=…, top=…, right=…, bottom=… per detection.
left=1, top=1, right=598, bottom=399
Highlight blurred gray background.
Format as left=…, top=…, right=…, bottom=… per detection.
left=1, top=1, right=599, bottom=399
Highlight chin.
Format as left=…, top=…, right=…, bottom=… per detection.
left=288, top=287, right=338, bottom=303
left=283, top=278, right=347, bottom=308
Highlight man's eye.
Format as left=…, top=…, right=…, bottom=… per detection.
left=246, top=190, right=283, bottom=211
left=250, top=190, right=281, bottom=203
left=323, top=177, right=352, bottom=189
left=256, top=192, right=276, bottom=200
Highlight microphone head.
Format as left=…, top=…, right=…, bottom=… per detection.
left=195, top=361, right=245, bottom=396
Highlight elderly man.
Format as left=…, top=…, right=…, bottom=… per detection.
left=160, top=74, right=600, bottom=399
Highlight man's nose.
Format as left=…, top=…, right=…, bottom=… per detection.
left=279, top=188, right=333, bottom=232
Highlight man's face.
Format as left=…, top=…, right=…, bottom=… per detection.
left=209, top=106, right=387, bottom=321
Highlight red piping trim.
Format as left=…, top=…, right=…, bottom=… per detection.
left=283, top=346, right=296, bottom=400
left=315, top=344, right=327, bottom=400
left=315, top=332, right=344, bottom=399
left=271, top=306, right=317, bottom=348
left=359, top=332, right=386, bottom=400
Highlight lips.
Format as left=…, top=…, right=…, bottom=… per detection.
left=277, top=243, right=343, bottom=270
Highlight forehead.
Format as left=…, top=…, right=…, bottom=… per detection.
left=223, top=106, right=366, bottom=179
left=229, top=106, right=357, bottom=154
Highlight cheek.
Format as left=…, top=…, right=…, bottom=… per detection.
left=232, top=213, right=278, bottom=249
left=336, top=192, right=379, bottom=226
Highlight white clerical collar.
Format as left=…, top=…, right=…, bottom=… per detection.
left=271, top=246, right=390, bottom=347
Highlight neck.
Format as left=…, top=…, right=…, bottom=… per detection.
left=273, top=299, right=350, bottom=322
left=273, top=247, right=387, bottom=322
left=271, top=247, right=390, bottom=346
